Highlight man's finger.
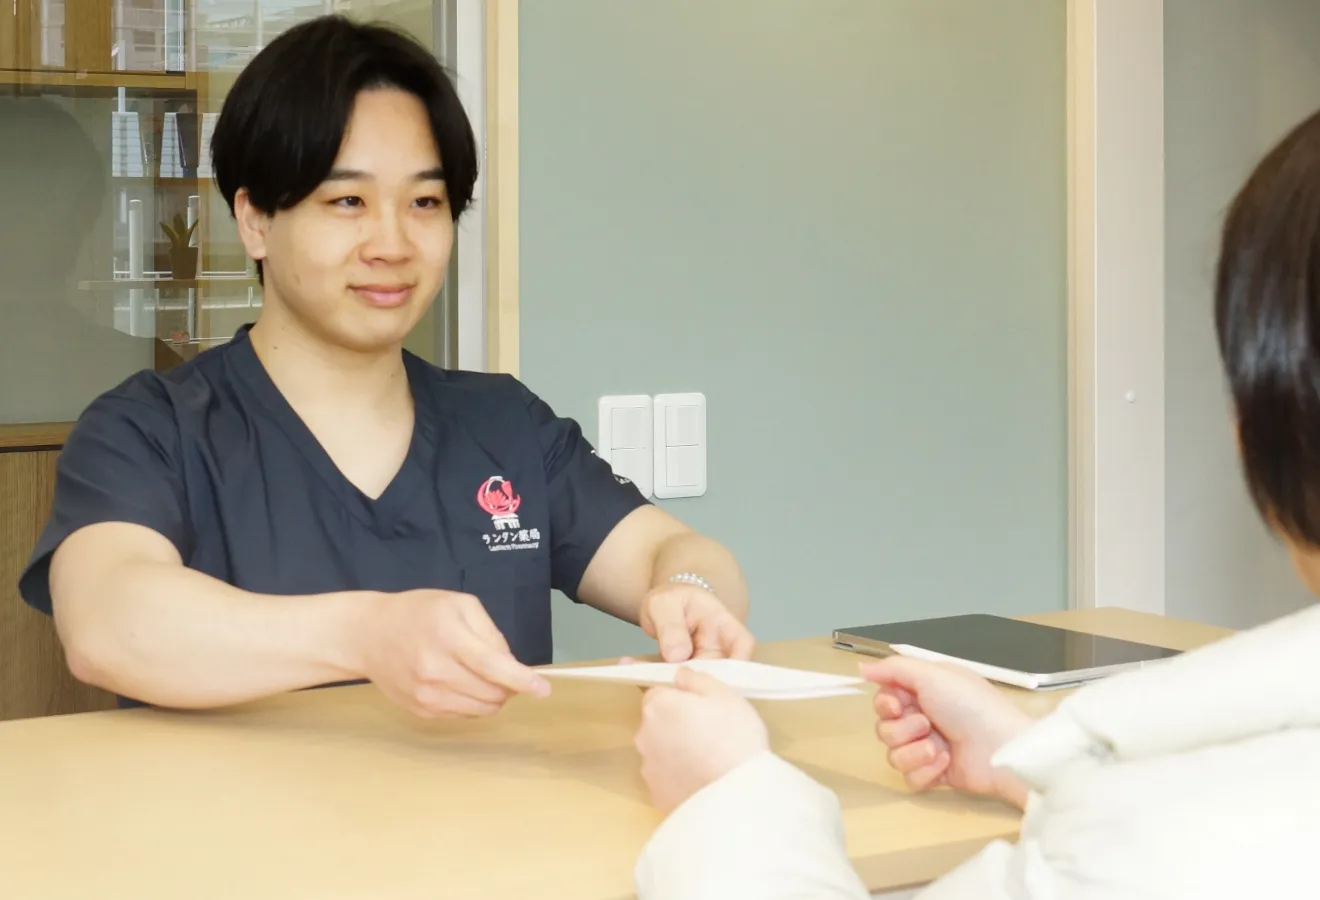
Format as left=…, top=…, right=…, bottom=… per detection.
left=418, top=659, right=510, bottom=704
left=724, top=618, right=756, bottom=660
left=649, top=599, right=694, bottom=662
left=414, top=683, right=505, bottom=719
left=692, top=614, right=727, bottom=659
left=691, top=613, right=754, bottom=660
left=454, top=633, right=551, bottom=697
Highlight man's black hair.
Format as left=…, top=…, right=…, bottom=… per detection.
left=1216, top=107, right=1320, bottom=546
left=210, top=15, right=478, bottom=226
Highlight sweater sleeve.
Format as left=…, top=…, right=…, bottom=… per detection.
left=634, top=751, right=871, bottom=900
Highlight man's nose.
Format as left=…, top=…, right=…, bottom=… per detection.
left=362, top=209, right=412, bottom=262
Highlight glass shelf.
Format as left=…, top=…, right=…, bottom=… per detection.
left=1, top=0, right=450, bottom=424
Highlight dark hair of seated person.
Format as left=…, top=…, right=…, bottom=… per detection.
left=1217, top=107, right=1320, bottom=547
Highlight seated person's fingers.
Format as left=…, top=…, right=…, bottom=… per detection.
left=903, top=752, right=951, bottom=791
left=873, top=691, right=902, bottom=718
left=872, top=686, right=918, bottom=719
left=875, top=712, right=932, bottom=748
left=859, top=660, right=922, bottom=710
left=887, top=736, right=944, bottom=776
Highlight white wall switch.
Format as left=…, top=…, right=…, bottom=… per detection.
left=653, top=392, right=706, bottom=499
left=597, top=395, right=653, bottom=498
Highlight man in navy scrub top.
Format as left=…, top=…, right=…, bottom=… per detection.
left=17, top=16, right=753, bottom=718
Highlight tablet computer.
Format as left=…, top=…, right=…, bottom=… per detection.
left=832, top=613, right=1182, bottom=690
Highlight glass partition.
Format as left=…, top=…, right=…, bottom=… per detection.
left=0, top=0, right=458, bottom=426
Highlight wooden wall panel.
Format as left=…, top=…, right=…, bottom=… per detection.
left=0, top=449, right=117, bottom=720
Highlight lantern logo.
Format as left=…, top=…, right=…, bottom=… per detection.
left=477, top=476, right=522, bottom=531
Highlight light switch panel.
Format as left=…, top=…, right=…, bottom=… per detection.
left=653, top=393, right=706, bottom=499
left=597, top=395, right=653, bottom=498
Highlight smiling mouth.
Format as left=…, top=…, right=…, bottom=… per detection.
left=352, top=284, right=415, bottom=308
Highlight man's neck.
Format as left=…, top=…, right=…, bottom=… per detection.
left=247, top=309, right=411, bottom=420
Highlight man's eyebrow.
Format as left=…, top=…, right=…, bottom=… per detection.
left=321, top=167, right=446, bottom=182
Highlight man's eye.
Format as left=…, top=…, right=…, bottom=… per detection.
left=414, top=196, right=447, bottom=209
left=332, top=196, right=363, bottom=208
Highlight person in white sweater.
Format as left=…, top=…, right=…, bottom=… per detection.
left=630, top=109, right=1320, bottom=899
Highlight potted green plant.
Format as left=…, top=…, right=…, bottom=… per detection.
left=160, top=213, right=198, bottom=280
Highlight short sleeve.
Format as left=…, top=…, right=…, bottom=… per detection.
left=518, top=383, right=650, bottom=600
left=18, top=393, right=191, bottom=615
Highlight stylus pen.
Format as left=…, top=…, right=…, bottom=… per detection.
left=887, top=644, right=1044, bottom=690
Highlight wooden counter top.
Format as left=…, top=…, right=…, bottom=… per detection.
left=0, top=608, right=1231, bottom=899
left=0, top=422, right=72, bottom=451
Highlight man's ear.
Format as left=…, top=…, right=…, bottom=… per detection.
left=233, top=188, right=270, bottom=267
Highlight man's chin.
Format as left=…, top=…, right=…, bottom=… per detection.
left=337, top=306, right=429, bottom=353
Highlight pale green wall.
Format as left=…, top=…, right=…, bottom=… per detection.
left=518, top=0, right=1068, bottom=661
left=1164, top=0, right=1320, bottom=628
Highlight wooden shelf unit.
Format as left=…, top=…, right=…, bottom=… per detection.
left=78, top=276, right=257, bottom=291
left=0, top=68, right=194, bottom=93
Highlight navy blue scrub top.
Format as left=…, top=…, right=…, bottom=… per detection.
left=18, top=325, right=649, bottom=705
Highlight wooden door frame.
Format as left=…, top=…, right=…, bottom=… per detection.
left=483, top=0, right=519, bottom=377
left=1066, top=0, right=1166, bottom=614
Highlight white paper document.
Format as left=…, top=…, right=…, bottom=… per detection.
left=538, top=658, right=866, bottom=700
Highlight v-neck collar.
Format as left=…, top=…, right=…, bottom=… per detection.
left=224, top=325, right=437, bottom=532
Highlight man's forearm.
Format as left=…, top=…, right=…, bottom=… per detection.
left=56, top=561, right=372, bottom=709
left=649, top=531, right=749, bottom=620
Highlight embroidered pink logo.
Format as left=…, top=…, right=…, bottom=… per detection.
left=477, top=476, right=522, bottom=531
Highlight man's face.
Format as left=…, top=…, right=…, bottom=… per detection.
left=237, top=87, right=454, bottom=353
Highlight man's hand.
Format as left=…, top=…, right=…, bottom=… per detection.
left=357, top=589, right=551, bottom=718
left=634, top=666, right=769, bottom=814
left=639, top=583, right=755, bottom=662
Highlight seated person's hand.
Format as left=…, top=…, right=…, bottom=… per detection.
left=861, top=656, right=1033, bottom=808
left=359, top=588, right=550, bottom=718
left=639, top=583, right=756, bottom=662
left=634, top=666, right=768, bottom=814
